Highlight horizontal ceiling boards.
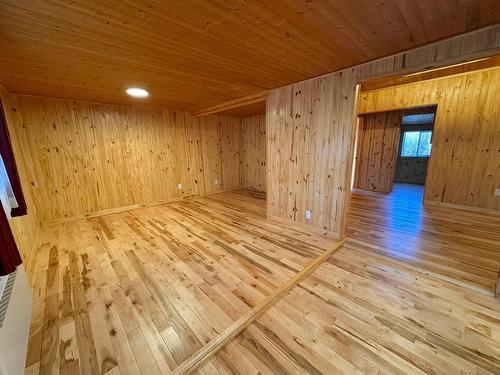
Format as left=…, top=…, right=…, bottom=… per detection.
left=1, top=1, right=499, bottom=112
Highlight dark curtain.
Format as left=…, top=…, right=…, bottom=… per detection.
left=0, top=101, right=24, bottom=275
left=0, top=203, right=22, bottom=275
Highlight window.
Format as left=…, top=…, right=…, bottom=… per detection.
left=0, top=155, right=19, bottom=219
left=0, top=102, right=25, bottom=276
left=401, top=131, right=432, bottom=157
left=0, top=101, right=27, bottom=217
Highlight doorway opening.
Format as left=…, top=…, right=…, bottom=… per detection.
left=394, top=109, right=435, bottom=188
left=345, top=55, right=500, bottom=296
left=352, top=105, right=436, bottom=199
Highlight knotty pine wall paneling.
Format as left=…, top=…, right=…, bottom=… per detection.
left=394, top=157, right=429, bottom=185
left=267, top=70, right=357, bottom=235
left=16, top=97, right=204, bottom=222
left=219, top=116, right=243, bottom=191
left=199, top=116, right=223, bottom=195
left=200, top=116, right=243, bottom=195
left=3, top=26, right=498, bottom=237
left=358, top=67, right=500, bottom=210
left=354, top=111, right=401, bottom=192
left=241, top=114, right=266, bottom=192
left=0, top=86, right=41, bottom=271
left=12, top=96, right=244, bottom=224
left=266, top=26, right=500, bottom=237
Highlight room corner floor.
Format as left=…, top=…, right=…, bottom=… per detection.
left=24, top=190, right=334, bottom=374
left=25, top=189, right=500, bottom=374
left=347, top=183, right=500, bottom=296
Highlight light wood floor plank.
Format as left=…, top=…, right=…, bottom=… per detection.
left=26, top=190, right=330, bottom=373
left=207, top=243, right=500, bottom=374
left=26, top=188, right=500, bottom=373
left=199, top=187, right=500, bottom=375
left=347, top=184, right=500, bottom=294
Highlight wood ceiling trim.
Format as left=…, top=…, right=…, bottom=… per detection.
left=193, top=92, right=268, bottom=117
left=361, top=54, right=500, bottom=92
left=216, top=101, right=266, bottom=117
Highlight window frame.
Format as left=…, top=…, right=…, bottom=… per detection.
left=400, top=130, right=433, bottom=158
left=0, top=100, right=27, bottom=217
left=398, top=107, right=436, bottom=160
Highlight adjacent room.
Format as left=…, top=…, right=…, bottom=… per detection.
left=348, top=56, right=500, bottom=295
left=0, top=2, right=499, bottom=374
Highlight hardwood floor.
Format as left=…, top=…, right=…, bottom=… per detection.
left=200, top=241, right=500, bottom=374
left=25, top=190, right=334, bottom=374
left=347, top=183, right=500, bottom=295
left=25, top=188, right=500, bottom=374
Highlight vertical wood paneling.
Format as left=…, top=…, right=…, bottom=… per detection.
left=219, top=117, right=242, bottom=190
left=358, top=67, right=500, bottom=210
left=11, top=96, right=243, bottom=223
left=266, top=26, right=499, bottom=236
left=241, top=115, right=266, bottom=192
left=0, top=86, right=41, bottom=270
left=354, top=111, right=401, bottom=192
left=2, top=26, right=497, bottom=239
left=200, top=116, right=222, bottom=195
left=267, top=70, right=357, bottom=234
left=394, top=157, right=429, bottom=184
left=17, top=97, right=202, bottom=221
left=200, top=116, right=243, bottom=195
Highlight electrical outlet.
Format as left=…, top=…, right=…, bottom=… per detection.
left=214, top=179, right=219, bottom=185
left=177, top=183, right=182, bottom=190
left=495, top=189, right=500, bottom=196
left=305, top=210, right=312, bottom=220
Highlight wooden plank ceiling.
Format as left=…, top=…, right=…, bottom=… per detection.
left=0, top=0, right=499, bottom=113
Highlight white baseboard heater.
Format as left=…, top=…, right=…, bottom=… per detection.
left=0, top=266, right=32, bottom=375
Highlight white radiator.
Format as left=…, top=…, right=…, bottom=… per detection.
left=0, top=266, right=32, bottom=375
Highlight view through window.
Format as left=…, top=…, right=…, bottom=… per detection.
left=400, top=113, right=434, bottom=157
left=0, top=155, right=18, bottom=219
left=401, top=130, right=432, bottom=157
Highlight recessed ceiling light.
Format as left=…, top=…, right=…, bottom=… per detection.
left=126, top=87, right=149, bottom=98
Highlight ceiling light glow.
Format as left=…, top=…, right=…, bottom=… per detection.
left=126, top=87, right=149, bottom=98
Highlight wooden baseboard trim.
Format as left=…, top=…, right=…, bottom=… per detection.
left=423, top=200, right=500, bottom=216
left=351, top=187, right=391, bottom=195
left=41, top=196, right=200, bottom=227
left=243, top=186, right=266, bottom=194
left=266, top=214, right=340, bottom=240
left=172, top=238, right=346, bottom=375
left=41, top=187, right=254, bottom=227
left=205, top=186, right=244, bottom=196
